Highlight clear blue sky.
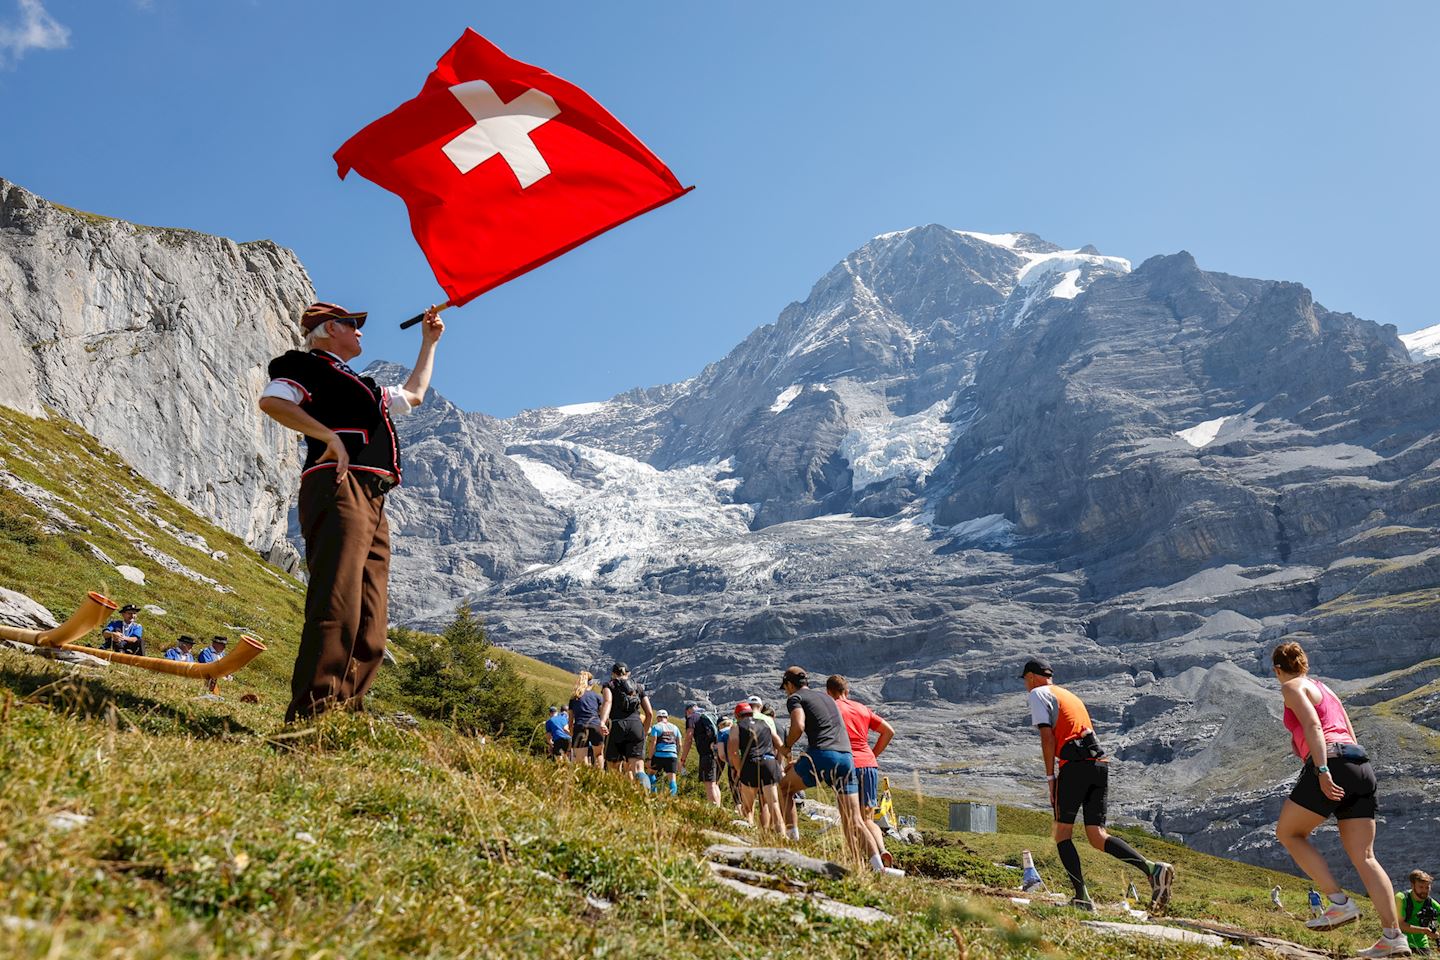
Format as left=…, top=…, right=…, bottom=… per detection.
left=3, top=2, right=1436, bottom=416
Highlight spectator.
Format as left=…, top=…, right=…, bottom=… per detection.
left=198, top=636, right=228, bottom=693
left=1399, top=869, right=1440, bottom=955
left=197, top=636, right=228, bottom=664
left=163, top=635, right=197, bottom=663
left=100, top=604, right=145, bottom=656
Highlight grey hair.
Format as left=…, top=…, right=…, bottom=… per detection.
left=302, top=320, right=332, bottom=351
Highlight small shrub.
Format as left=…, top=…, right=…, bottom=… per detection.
left=394, top=604, right=546, bottom=743
left=890, top=841, right=1017, bottom=887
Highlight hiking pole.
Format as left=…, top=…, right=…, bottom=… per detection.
left=399, top=301, right=453, bottom=329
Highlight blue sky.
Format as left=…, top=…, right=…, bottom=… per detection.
left=2, top=2, right=1437, bottom=416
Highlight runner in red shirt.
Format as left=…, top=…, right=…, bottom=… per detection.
left=826, top=675, right=899, bottom=873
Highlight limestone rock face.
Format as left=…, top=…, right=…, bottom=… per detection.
left=0, top=177, right=312, bottom=554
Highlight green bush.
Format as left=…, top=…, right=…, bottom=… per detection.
left=890, top=837, right=1018, bottom=887
left=394, top=604, right=546, bottom=743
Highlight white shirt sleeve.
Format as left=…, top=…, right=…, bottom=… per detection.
left=260, top=380, right=305, bottom=404
left=382, top=386, right=416, bottom=418
left=1028, top=687, right=1058, bottom=728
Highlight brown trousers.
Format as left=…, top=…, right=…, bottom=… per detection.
left=288, top=470, right=392, bottom=723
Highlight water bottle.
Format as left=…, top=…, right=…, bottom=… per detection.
left=1309, top=888, right=1322, bottom=918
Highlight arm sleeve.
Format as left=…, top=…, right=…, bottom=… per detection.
left=261, top=380, right=306, bottom=404
left=1028, top=688, right=1058, bottom=728
left=382, top=386, right=416, bottom=417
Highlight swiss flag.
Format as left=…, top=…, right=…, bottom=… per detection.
left=334, top=29, right=692, bottom=307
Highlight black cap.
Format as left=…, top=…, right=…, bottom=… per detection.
left=780, top=666, right=808, bottom=690
left=1019, top=657, right=1053, bottom=679
left=120, top=604, right=140, bottom=613
left=611, top=662, right=628, bottom=676
left=212, top=635, right=228, bottom=645
left=177, top=635, right=195, bottom=646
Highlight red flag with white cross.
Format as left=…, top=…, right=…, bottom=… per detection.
left=334, top=29, right=692, bottom=309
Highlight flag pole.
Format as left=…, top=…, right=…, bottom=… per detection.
left=399, top=300, right=453, bottom=330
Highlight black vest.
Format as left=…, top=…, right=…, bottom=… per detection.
left=266, top=350, right=403, bottom=483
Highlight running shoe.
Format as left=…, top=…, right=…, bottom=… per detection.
left=880, top=850, right=894, bottom=869
left=1148, top=861, right=1175, bottom=911
left=1356, top=934, right=1412, bottom=957
left=1305, top=897, right=1362, bottom=930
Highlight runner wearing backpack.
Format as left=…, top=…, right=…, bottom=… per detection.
left=598, top=662, right=654, bottom=789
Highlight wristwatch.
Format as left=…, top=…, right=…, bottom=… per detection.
left=1317, top=765, right=1330, bottom=774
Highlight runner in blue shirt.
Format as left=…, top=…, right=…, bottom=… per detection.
left=648, top=710, right=682, bottom=796
left=545, top=706, right=572, bottom=761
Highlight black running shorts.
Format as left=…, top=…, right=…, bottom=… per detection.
left=651, top=755, right=678, bottom=774
left=548, top=737, right=571, bottom=758
left=1289, top=757, right=1377, bottom=820
left=739, top=757, right=781, bottom=789
left=1055, top=760, right=1108, bottom=826
left=697, top=751, right=718, bottom=783
left=605, top=719, right=645, bottom=762
left=574, top=727, right=604, bottom=749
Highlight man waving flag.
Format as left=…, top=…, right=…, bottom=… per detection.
left=335, top=29, right=691, bottom=310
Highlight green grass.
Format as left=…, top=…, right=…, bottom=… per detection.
left=0, top=405, right=1399, bottom=957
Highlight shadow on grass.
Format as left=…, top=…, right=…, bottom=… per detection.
left=0, top=665, right=258, bottom=739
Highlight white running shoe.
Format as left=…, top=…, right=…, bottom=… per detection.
left=1356, top=934, right=1412, bottom=957
left=1304, top=897, right=1362, bottom=930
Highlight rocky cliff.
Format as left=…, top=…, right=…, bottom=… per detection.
left=0, top=178, right=312, bottom=561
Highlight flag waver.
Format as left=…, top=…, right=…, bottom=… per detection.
left=335, top=29, right=691, bottom=308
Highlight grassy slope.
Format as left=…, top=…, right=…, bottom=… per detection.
left=0, top=405, right=1390, bottom=958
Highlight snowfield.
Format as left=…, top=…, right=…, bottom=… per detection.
left=1401, top=323, right=1440, bottom=361
left=1176, top=415, right=1236, bottom=448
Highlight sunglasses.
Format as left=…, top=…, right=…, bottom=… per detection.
left=329, top=317, right=361, bottom=329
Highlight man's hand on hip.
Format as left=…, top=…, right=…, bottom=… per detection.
left=317, top=434, right=350, bottom=483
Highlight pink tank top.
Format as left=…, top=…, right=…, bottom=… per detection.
left=1282, top=679, right=1352, bottom=760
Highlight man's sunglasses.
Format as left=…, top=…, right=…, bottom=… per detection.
left=330, top=317, right=361, bottom=329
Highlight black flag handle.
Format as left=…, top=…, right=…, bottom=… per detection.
left=399, top=301, right=452, bottom=330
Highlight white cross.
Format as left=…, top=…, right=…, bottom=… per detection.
left=442, top=80, right=561, bottom=189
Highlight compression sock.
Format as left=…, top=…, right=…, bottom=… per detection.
left=669, top=779, right=677, bottom=796
left=1056, top=839, right=1086, bottom=898
left=869, top=854, right=884, bottom=871
left=1103, top=836, right=1154, bottom=875
left=787, top=826, right=801, bottom=841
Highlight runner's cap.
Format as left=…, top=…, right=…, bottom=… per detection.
left=734, top=702, right=753, bottom=716
left=1019, top=657, right=1053, bottom=678
left=746, top=696, right=764, bottom=707
left=656, top=709, right=668, bottom=719
left=301, top=301, right=368, bottom=332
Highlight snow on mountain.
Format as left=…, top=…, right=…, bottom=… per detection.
left=1175, top=415, right=1236, bottom=448
left=839, top=398, right=964, bottom=491
left=506, top=443, right=769, bottom=587
left=769, top=385, right=802, bottom=414
left=1401, top=323, right=1440, bottom=361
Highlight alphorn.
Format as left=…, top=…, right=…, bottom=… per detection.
left=0, top=591, right=266, bottom=680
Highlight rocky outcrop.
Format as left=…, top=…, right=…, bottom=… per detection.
left=0, top=177, right=312, bottom=554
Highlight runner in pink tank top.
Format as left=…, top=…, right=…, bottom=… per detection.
left=1283, top=679, right=1354, bottom=760
left=1271, top=641, right=1407, bottom=958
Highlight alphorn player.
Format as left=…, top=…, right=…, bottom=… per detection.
left=259, top=301, right=444, bottom=722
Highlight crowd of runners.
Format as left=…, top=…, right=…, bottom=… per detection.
left=538, top=642, right=1425, bottom=958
